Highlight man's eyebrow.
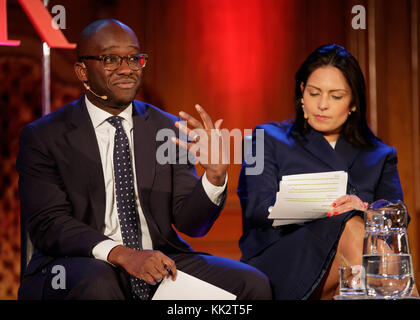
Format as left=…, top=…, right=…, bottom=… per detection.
left=101, top=45, right=141, bottom=52
left=307, top=84, right=348, bottom=93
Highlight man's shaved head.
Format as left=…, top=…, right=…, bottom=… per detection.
left=76, top=19, right=138, bottom=58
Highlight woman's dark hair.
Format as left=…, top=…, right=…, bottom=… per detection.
left=292, top=43, right=376, bottom=148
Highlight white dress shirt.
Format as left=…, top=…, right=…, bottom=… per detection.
left=85, top=97, right=227, bottom=263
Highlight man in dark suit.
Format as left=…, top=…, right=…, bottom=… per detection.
left=17, top=19, right=271, bottom=300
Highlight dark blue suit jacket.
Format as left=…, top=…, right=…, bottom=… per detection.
left=237, top=121, right=404, bottom=262
left=17, top=97, right=224, bottom=284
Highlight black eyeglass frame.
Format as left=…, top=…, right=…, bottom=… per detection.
left=78, top=53, right=148, bottom=71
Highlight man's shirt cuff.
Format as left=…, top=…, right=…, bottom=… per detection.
left=92, top=239, right=122, bottom=265
left=201, top=172, right=228, bottom=206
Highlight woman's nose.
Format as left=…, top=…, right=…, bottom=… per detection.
left=318, top=96, right=329, bottom=111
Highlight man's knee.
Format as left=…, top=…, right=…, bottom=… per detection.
left=245, top=269, right=273, bottom=300
left=68, top=259, right=127, bottom=299
left=172, top=254, right=272, bottom=300
left=41, top=258, right=127, bottom=300
left=232, top=264, right=273, bottom=300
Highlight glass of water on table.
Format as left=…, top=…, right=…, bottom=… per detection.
left=338, top=265, right=365, bottom=297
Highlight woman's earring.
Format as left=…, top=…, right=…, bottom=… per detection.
left=302, top=99, right=308, bottom=119
left=348, top=106, right=356, bottom=115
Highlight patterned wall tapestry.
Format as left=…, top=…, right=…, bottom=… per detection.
left=0, top=55, right=81, bottom=299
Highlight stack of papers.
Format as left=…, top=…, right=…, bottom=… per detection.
left=268, top=171, right=348, bottom=226
left=152, top=270, right=236, bottom=300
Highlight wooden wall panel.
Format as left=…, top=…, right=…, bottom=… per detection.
left=372, top=0, right=420, bottom=288
left=410, top=0, right=420, bottom=289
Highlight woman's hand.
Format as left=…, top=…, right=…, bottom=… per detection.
left=327, top=194, right=368, bottom=217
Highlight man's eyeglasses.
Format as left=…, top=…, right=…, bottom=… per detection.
left=78, top=54, right=148, bottom=71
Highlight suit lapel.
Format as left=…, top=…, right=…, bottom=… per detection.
left=64, top=97, right=106, bottom=230
left=298, top=128, right=361, bottom=190
left=334, top=136, right=362, bottom=191
left=132, top=101, right=163, bottom=238
left=298, top=129, right=347, bottom=171
left=335, top=136, right=361, bottom=170
left=299, top=128, right=361, bottom=172
left=132, top=100, right=157, bottom=192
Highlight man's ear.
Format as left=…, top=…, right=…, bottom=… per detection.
left=74, top=62, right=88, bottom=82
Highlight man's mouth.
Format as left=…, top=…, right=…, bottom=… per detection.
left=113, top=80, right=137, bottom=89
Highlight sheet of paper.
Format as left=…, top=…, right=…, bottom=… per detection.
left=152, top=270, right=237, bottom=300
left=272, top=218, right=309, bottom=226
left=268, top=171, right=348, bottom=225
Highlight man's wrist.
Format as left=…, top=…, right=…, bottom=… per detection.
left=205, top=170, right=227, bottom=186
left=107, top=244, right=129, bottom=266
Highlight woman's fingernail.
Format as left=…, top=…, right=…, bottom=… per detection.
left=333, top=211, right=339, bottom=215
left=332, top=203, right=336, bottom=207
left=327, top=212, right=332, bottom=217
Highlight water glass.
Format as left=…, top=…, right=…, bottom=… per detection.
left=339, top=265, right=365, bottom=296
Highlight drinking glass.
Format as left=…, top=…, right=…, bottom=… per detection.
left=339, top=265, right=365, bottom=296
